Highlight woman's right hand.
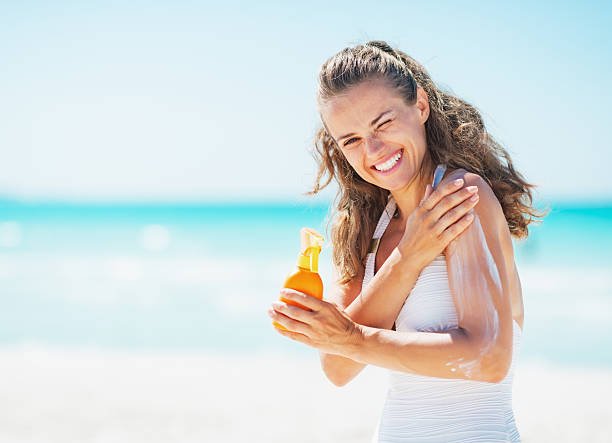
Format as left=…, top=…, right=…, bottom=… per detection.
left=398, top=178, right=479, bottom=271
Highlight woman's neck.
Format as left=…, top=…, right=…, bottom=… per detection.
left=390, top=162, right=434, bottom=226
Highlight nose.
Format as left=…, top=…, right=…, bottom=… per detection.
left=365, top=134, right=385, bottom=158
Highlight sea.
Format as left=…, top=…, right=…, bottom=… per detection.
left=0, top=198, right=611, bottom=368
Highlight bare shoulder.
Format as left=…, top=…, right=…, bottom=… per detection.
left=442, top=169, right=507, bottom=234
left=325, top=263, right=364, bottom=310
left=442, top=169, right=516, bottom=277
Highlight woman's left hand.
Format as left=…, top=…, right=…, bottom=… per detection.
left=268, top=288, right=362, bottom=355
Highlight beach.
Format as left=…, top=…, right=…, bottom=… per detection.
left=1, top=201, right=611, bottom=442
left=2, top=345, right=610, bottom=443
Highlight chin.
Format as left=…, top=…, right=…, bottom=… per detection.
left=376, top=170, right=418, bottom=192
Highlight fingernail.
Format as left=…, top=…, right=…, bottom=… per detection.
left=466, top=186, right=478, bottom=193
left=453, top=179, right=463, bottom=186
left=466, top=213, right=474, bottom=221
left=470, top=194, right=479, bottom=201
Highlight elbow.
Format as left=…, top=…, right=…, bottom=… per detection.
left=321, top=361, right=352, bottom=387
left=318, top=352, right=358, bottom=387
left=326, top=372, right=352, bottom=387
left=483, top=365, right=509, bottom=384
left=479, top=343, right=512, bottom=384
left=464, top=322, right=513, bottom=384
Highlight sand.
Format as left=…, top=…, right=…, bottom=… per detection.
left=1, top=345, right=610, bottom=443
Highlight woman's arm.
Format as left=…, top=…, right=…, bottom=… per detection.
left=318, top=179, right=478, bottom=386
left=317, top=267, right=369, bottom=387
left=318, top=253, right=426, bottom=386
left=344, top=176, right=514, bottom=382
left=272, top=174, right=516, bottom=383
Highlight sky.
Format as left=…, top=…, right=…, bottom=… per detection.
left=0, top=0, right=610, bottom=203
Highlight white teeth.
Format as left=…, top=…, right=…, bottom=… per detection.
left=374, top=152, right=401, bottom=171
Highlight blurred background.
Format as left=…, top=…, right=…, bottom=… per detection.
left=1, top=1, right=610, bottom=442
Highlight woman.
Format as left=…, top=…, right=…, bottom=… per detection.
left=267, top=41, right=540, bottom=442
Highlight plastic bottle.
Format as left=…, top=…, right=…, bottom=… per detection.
left=273, top=228, right=324, bottom=331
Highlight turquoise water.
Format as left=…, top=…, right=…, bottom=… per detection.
left=0, top=198, right=611, bottom=368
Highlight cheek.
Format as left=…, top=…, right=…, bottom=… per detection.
left=340, top=149, right=378, bottom=183
left=393, top=114, right=427, bottom=150
left=400, top=128, right=427, bottom=161
left=340, top=150, right=363, bottom=172
left=415, top=125, right=428, bottom=154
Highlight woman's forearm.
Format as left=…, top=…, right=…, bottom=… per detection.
left=319, top=248, right=421, bottom=386
left=344, top=323, right=511, bottom=383
left=345, top=247, right=421, bottom=329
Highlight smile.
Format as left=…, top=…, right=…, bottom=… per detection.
left=371, top=149, right=403, bottom=174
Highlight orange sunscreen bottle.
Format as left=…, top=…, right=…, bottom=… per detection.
left=273, top=228, right=324, bottom=331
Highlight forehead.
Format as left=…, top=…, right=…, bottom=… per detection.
left=319, top=78, right=406, bottom=138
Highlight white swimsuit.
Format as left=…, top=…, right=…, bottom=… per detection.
left=365, top=195, right=522, bottom=443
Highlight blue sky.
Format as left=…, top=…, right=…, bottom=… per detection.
left=0, top=0, right=610, bottom=202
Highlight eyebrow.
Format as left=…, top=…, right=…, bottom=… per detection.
left=337, top=110, right=393, bottom=142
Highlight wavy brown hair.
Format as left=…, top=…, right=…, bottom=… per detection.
left=305, top=41, right=543, bottom=284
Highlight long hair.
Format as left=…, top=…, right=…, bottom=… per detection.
left=307, top=41, right=542, bottom=284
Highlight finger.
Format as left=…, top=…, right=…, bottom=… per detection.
left=445, top=239, right=458, bottom=255
left=433, top=192, right=479, bottom=236
left=271, top=301, right=314, bottom=323
left=280, top=288, right=325, bottom=311
left=428, top=185, right=478, bottom=223
left=274, top=327, right=315, bottom=347
left=268, top=308, right=311, bottom=335
left=420, top=184, right=432, bottom=205
left=421, top=178, right=464, bottom=211
left=440, top=212, right=475, bottom=247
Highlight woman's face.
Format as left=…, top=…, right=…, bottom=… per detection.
left=319, top=77, right=430, bottom=192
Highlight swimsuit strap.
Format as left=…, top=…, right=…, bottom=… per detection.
left=363, top=196, right=397, bottom=286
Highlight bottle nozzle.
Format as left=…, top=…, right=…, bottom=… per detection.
left=297, top=228, right=324, bottom=272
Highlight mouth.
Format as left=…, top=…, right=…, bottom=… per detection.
left=370, top=149, right=403, bottom=175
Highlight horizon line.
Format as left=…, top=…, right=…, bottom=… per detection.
left=1, top=194, right=611, bottom=209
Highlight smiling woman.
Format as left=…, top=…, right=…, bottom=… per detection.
left=267, top=40, right=543, bottom=442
